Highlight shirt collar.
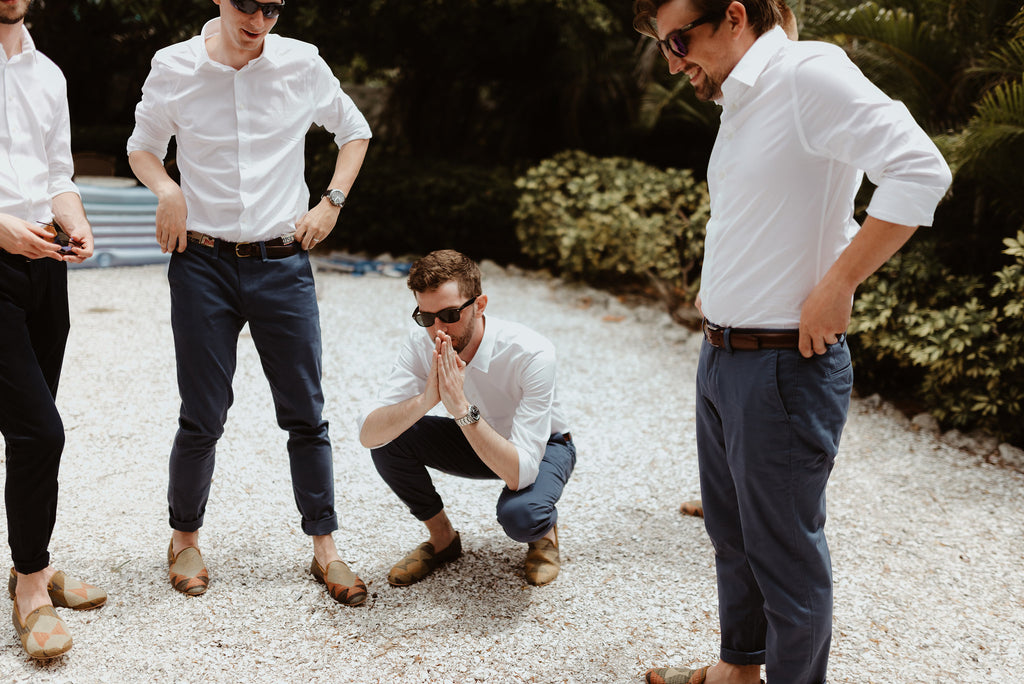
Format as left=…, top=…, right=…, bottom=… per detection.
left=718, top=25, right=788, bottom=106
left=467, top=314, right=495, bottom=373
left=194, top=18, right=282, bottom=73
left=1, top=25, right=36, bottom=65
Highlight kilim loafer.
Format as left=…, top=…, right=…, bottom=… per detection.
left=12, top=601, right=72, bottom=659
left=310, top=558, right=368, bottom=607
left=167, top=542, right=209, bottom=596
left=387, top=532, right=462, bottom=586
left=679, top=500, right=704, bottom=518
left=525, top=524, right=560, bottom=586
left=645, top=666, right=764, bottom=684
left=8, top=568, right=107, bottom=611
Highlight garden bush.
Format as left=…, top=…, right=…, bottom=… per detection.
left=514, top=150, right=710, bottom=300
left=850, top=232, right=1024, bottom=445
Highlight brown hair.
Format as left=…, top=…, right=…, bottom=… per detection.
left=633, top=0, right=785, bottom=39
left=407, top=249, right=482, bottom=299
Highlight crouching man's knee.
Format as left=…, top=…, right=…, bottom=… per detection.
left=496, top=492, right=555, bottom=543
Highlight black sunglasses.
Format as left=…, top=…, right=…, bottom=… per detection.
left=656, top=12, right=720, bottom=61
left=230, top=0, right=285, bottom=19
left=412, top=297, right=478, bottom=327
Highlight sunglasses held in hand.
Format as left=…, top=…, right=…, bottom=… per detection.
left=39, top=219, right=83, bottom=254
left=230, top=0, right=285, bottom=19
left=411, top=297, right=478, bottom=327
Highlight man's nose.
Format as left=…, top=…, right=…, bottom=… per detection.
left=667, top=53, right=687, bottom=75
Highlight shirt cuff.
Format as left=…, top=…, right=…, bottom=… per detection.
left=516, top=445, right=540, bottom=490
left=867, top=177, right=949, bottom=228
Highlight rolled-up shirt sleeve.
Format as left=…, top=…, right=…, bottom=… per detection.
left=310, top=56, right=371, bottom=148
left=126, top=57, right=178, bottom=161
left=506, top=346, right=558, bottom=490
left=793, top=50, right=952, bottom=227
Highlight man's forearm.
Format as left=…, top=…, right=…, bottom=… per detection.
left=51, top=191, right=88, bottom=229
left=325, top=138, right=369, bottom=195
left=460, top=420, right=522, bottom=491
left=128, top=150, right=180, bottom=198
left=359, top=394, right=432, bottom=449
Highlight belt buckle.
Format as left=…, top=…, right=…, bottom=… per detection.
left=235, top=242, right=252, bottom=258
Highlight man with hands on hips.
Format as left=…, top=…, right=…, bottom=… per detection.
left=127, top=0, right=371, bottom=606
left=360, top=250, right=575, bottom=587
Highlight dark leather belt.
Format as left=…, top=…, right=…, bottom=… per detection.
left=702, top=319, right=799, bottom=351
left=187, top=231, right=301, bottom=259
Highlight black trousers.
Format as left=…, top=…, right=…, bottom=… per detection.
left=0, top=251, right=69, bottom=575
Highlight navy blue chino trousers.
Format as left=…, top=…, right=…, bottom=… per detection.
left=166, top=244, right=337, bottom=536
left=696, top=336, right=853, bottom=684
left=371, top=415, right=575, bottom=543
left=0, top=252, right=69, bottom=574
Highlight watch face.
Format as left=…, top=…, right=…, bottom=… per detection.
left=327, top=189, right=346, bottom=207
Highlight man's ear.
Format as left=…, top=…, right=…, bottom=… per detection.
left=475, top=294, right=488, bottom=316
left=725, top=0, right=749, bottom=32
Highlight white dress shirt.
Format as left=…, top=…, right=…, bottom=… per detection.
left=0, top=26, right=78, bottom=224
left=359, top=315, right=571, bottom=490
left=127, top=19, right=371, bottom=243
left=700, top=27, right=952, bottom=328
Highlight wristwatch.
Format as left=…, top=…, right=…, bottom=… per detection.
left=322, top=188, right=347, bottom=208
left=455, top=405, right=481, bottom=427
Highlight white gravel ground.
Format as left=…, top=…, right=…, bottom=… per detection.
left=1, top=261, right=1022, bottom=683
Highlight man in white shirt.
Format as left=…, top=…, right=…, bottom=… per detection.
left=632, top=1, right=951, bottom=683
left=359, top=250, right=575, bottom=587
left=127, top=0, right=371, bottom=606
left=0, top=0, right=107, bottom=659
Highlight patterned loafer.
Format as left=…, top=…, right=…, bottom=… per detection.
left=679, top=499, right=704, bottom=518
left=12, top=601, right=72, bottom=659
left=167, top=542, right=209, bottom=596
left=387, top=532, right=462, bottom=587
left=8, top=568, right=107, bottom=611
left=645, top=666, right=763, bottom=684
left=525, top=524, right=559, bottom=586
left=310, top=558, right=368, bottom=607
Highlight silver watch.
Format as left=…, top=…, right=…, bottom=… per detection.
left=323, top=188, right=346, bottom=208
left=455, top=405, right=481, bottom=427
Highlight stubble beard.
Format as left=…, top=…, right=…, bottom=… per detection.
left=0, top=0, right=32, bottom=25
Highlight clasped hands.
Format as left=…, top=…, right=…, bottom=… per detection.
left=424, top=331, right=471, bottom=420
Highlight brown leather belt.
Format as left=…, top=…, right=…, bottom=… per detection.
left=702, top=319, right=799, bottom=351
left=187, top=231, right=301, bottom=259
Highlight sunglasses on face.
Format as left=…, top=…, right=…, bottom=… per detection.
left=230, top=0, right=285, bottom=19
left=412, top=297, right=477, bottom=327
left=656, top=12, right=719, bottom=61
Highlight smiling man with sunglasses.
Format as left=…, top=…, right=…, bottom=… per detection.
left=127, top=0, right=372, bottom=607
left=632, top=1, right=951, bottom=684
left=359, top=250, right=575, bottom=588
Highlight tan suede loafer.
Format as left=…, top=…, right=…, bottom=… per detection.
left=12, top=601, right=72, bottom=659
left=679, top=499, right=704, bottom=518
left=646, top=666, right=763, bottom=684
left=8, top=568, right=107, bottom=611
left=310, top=558, right=368, bottom=607
left=525, top=524, right=560, bottom=586
left=387, top=532, right=462, bottom=587
left=167, top=542, right=209, bottom=596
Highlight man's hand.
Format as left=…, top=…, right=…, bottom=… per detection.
left=155, top=185, right=188, bottom=253
left=60, top=218, right=94, bottom=264
left=295, top=199, right=340, bottom=251
left=435, top=332, right=469, bottom=417
left=798, top=277, right=852, bottom=358
left=0, top=213, right=63, bottom=261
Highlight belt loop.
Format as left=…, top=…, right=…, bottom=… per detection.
left=258, top=241, right=268, bottom=262
left=722, top=327, right=733, bottom=353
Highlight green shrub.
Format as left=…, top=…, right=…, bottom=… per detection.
left=850, top=232, right=1024, bottom=444
left=513, top=150, right=709, bottom=298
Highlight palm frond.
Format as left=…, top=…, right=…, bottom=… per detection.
left=955, top=80, right=1024, bottom=185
